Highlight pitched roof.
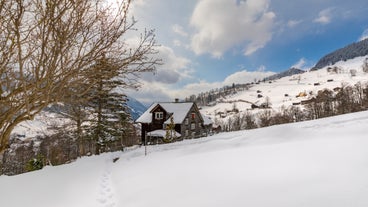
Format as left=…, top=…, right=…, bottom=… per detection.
left=201, top=114, right=213, bottom=125
left=135, top=102, right=195, bottom=124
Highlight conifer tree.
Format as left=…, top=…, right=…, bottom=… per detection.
left=85, top=57, right=132, bottom=154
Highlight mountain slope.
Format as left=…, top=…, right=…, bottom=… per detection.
left=126, top=96, right=147, bottom=120
left=312, top=38, right=368, bottom=70
left=2, top=111, right=368, bottom=207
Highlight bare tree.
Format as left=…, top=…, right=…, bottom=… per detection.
left=0, top=0, right=160, bottom=153
left=241, top=111, right=257, bottom=130
left=258, top=110, right=273, bottom=128
left=264, top=96, right=272, bottom=108
left=287, top=105, right=305, bottom=122
left=271, top=106, right=294, bottom=125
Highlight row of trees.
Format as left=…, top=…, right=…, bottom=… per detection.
left=217, top=82, right=368, bottom=132
left=1, top=121, right=139, bottom=175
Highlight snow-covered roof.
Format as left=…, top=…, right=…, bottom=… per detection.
left=147, top=129, right=181, bottom=138
left=202, top=114, right=213, bottom=125
left=136, top=102, right=195, bottom=124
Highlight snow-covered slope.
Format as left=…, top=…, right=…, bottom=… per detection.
left=1, top=111, right=368, bottom=207
left=12, top=96, right=147, bottom=140
left=201, top=56, right=368, bottom=118
left=12, top=110, right=70, bottom=139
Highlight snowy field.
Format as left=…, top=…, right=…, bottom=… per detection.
left=2, top=111, right=368, bottom=207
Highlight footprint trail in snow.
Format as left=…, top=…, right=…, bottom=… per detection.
left=97, top=159, right=116, bottom=207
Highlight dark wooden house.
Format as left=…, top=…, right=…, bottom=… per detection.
left=136, top=102, right=212, bottom=144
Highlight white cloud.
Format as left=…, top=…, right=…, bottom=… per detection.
left=179, top=81, right=222, bottom=97
left=172, top=24, right=189, bottom=37
left=141, top=45, right=192, bottom=84
left=314, top=8, right=333, bottom=24
left=173, top=39, right=182, bottom=47
left=291, top=58, right=314, bottom=70
left=190, top=0, right=275, bottom=58
left=291, top=58, right=306, bottom=69
left=223, top=70, right=275, bottom=86
left=132, top=0, right=146, bottom=7
left=359, top=29, right=368, bottom=41
left=287, top=20, right=302, bottom=28
left=124, top=38, right=192, bottom=84
left=126, top=82, right=172, bottom=105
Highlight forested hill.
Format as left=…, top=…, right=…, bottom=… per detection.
left=312, top=38, right=368, bottom=70
left=265, top=67, right=305, bottom=80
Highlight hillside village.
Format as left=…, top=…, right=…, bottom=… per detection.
left=199, top=56, right=368, bottom=131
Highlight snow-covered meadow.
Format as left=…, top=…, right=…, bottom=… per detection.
left=1, top=110, right=368, bottom=207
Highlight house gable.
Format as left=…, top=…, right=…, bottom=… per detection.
left=179, top=103, right=205, bottom=138
left=150, top=104, right=170, bottom=124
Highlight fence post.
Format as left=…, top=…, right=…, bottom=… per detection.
left=144, top=132, right=147, bottom=156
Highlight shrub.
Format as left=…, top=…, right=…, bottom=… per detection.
left=26, top=155, right=45, bottom=172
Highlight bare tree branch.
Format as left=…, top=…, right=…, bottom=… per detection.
left=0, top=0, right=160, bottom=153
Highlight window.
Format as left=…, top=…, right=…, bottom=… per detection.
left=185, top=118, right=189, bottom=125
left=191, top=123, right=196, bottom=130
left=155, top=112, right=164, bottom=120
left=185, top=130, right=189, bottom=137
left=191, top=113, right=196, bottom=120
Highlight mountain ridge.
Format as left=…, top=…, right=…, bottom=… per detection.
left=312, top=38, right=368, bottom=70
left=126, top=96, right=148, bottom=120
left=265, top=67, right=305, bottom=81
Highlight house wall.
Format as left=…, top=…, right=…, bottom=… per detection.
left=151, top=106, right=168, bottom=125
left=141, top=105, right=172, bottom=143
left=180, top=105, right=204, bottom=139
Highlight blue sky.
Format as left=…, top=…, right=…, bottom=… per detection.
left=124, top=0, right=368, bottom=104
